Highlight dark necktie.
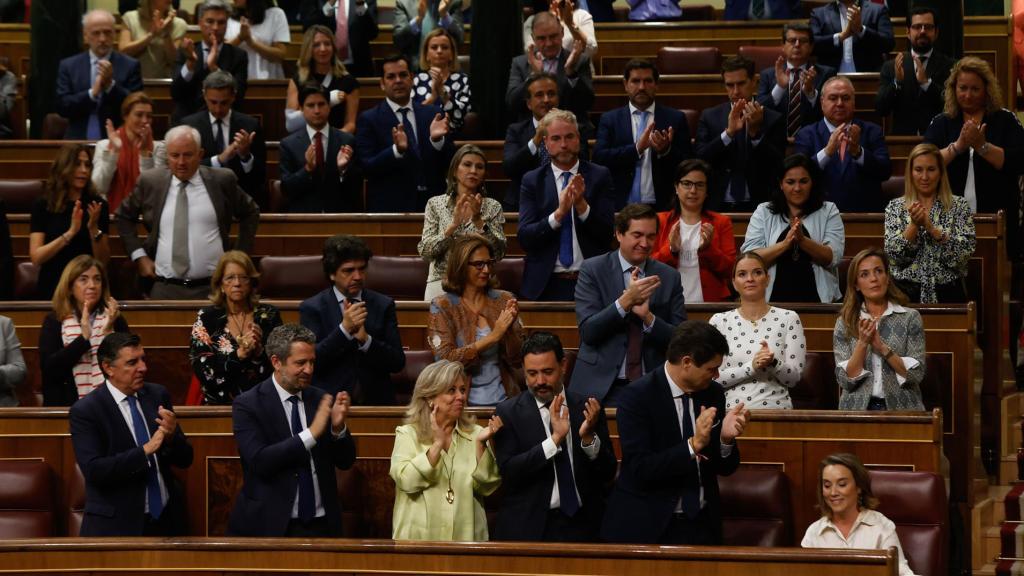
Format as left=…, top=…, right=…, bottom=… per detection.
left=314, top=131, right=325, bottom=174
left=287, top=395, right=316, bottom=522
left=538, top=141, right=550, bottom=166
left=545, top=403, right=581, bottom=516
left=558, top=171, right=574, bottom=268
left=625, top=266, right=644, bottom=381
left=787, top=68, right=803, bottom=138
left=399, top=107, right=418, bottom=151
left=213, top=119, right=225, bottom=155
left=752, top=0, right=765, bottom=18
left=680, top=393, right=701, bottom=519
left=126, top=395, right=164, bottom=519
left=729, top=119, right=749, bottom=204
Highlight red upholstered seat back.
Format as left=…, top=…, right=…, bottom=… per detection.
left=790, top=351, right=838, bottom=409
left=0, top=460, right=54, bottom=537
left=258, top=255, right=326, bottom=299
left=656, top=47, right=723, bottom=75
left=869, top=469, right=948, bottom=576
left=67, top=464, right=86, bottom=537
left=738, top=46, right=785, bottom=73
left=364, top=256, right=429, bottom=301
left=13, top=261, right=38, bottom=300
left=390, top=349, right=436, bottom=405
left=719, top=467, right=793, bottom=546
left=0, top=179, right=44, bottom=213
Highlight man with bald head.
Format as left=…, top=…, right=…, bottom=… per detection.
left=56, top=9, right=143, bottom=139
left=115, top=125, right=260, bottom=298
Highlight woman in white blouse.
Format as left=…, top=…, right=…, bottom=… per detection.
left=709, top=252, right=806, bottom=410
left=225, top=0, right=291, bottom=80
left=802, top=452, right=918, bottom=576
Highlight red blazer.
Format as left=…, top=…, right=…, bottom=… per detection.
left=652, top=210, right=736, bottom=303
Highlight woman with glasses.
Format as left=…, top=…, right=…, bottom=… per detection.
left=419, top=144, right=506, bottom=301
left=189, top=251, right=282, bottom=405
left=428, top=234, right=524, bottom=406
left=652, top=159, right=736, bottom=302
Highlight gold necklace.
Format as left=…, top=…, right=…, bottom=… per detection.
left=440, top=433, right=457, bottom=504
left=228, top=310, right=250, bottom=338
left=739, top=306, right=770, bottom=328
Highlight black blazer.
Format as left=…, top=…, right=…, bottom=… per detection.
left=492, top=389, right=617, bottom=541
left=756, top=63, right=836, bottom=130
left=228, top=377, right=357, bottom=536
left=695, top=101, right=786, bottom=210
left=279, top=126, right=363, bottom=213
left=69, top=382, right=193, bottom=536
left=501, top=118, right=591, bottom=211
left=39, top=312, right=130, bottom=407
left=601, top=367, right=740, bottom=544
left=592, top=103, right=692, bottom=211
left=180, top=109, right=267, bottom=208
left=170, top=43, right=249, bottom=123
left=875, top=50, right=955, bottom=136
left=810, top=1, right=895, bottom=72
left=299, top=0, right=380, bottom=77
left=299, top=287, right=405, bottom=404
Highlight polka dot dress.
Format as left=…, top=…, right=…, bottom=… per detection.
left=413, top=71, right=472, bottom=132
left=708, top=307, right=806, bottom=410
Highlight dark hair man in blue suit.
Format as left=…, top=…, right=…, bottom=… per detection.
left=602, top=321, right=749, bottom=545
left=228, top=323, right=356, bottom=537
left=299, top=234, right=405, bottom=404
left=55, top=9, right=143, bottom=140
left=70, top=332, right=193, bottom=536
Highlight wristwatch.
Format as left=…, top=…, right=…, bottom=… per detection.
left=92, top=230, right=105, bottom=241
left=882, top=348, right=895, bottom=360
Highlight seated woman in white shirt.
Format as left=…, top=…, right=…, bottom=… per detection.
left=802, top=452, right=918, bottom=576
left=225, top=0, right=291, bottom=80
left=709, top=251, right=806, bottom=410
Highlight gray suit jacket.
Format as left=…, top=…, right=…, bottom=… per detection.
left=0, top=316, right=25, bottom=407
left=569, top=251, right=686, bottom=401
left=115, top=166, right=260, bottom=262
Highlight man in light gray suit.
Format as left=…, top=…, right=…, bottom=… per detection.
left=115, top=125, right=260, bottom=299
left=569, top=203, right=685, bottom=406
left=0, top=315, right=26, bottom=407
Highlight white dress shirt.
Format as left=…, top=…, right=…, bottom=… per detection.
left=802, top=509, right=918, bottom=576
left=535, top=396, right=601, bottom=510
left=386, top=98, right=445, bottom=159
left=143, top=171, right=224, bottom=280
left=771, top=63, right=818, bottom=106
left=833, top=1, right=869, bottom=73
left=547, top=161, right=590, bottom=272
left=105, top=381, right=169, bottom=514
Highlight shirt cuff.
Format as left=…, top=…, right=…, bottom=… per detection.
left=919, top=79, right=932, bottom=91
left=721, top=441, right=734, bottom=458
left=393, top=144, right=404, bottom=158
left=581, top=435, right=601, bottom=459
left=181, top=63, right=194, bottom=82
left=330, top=89, right=344, bottom=107
left=358, top=333, right=373, bottom=353
left=853, top=149, right=865, bottom=165
left=527, top=139, right=538, bottom=155
left=720, top=129, right=733, bottom=146
left=578, top=205, right=590, bottom=221
left=615, top=299, right=627, bottom=318
left=332, top=424, right=348, bottom=439
left=322, top=1, right=335, bottom=16
left=816, top=148, right=831, bottom=167
left=541, top=437, right=559, bottom=460
left=567, top=76, right=578, bottom=87
left=211, top=155, right=223, bottom=168
left=642, top=315, right=654, bottom=332
left=299, top=428, right=316, bottom=450
left=836, top=358, right=872, bottom=383
left=857, top=26, right=869, bottom=39
left=832, top=33, right=841, bottom=47
left=130, top=248, right=147, bottom=261
left=409, top=18, right=422, bottom=36
left=240, top=154, right=254, bottom=173
left=430, top=137, right=445, bottom=151
left=686, top=437, right=696, bottom=459
left=354, top=2, right=367, bottom=16
left=547, top=212, right=562, bottom=230
left=895, top=356, right=920, bottom=386
left=771, top=84, right=785, bottom=104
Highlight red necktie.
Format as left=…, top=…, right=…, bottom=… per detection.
left=335, top=1, right=350, bottom=61
left=839, top=139, right=848, bottom=162
left=314, top=131, right=324, bottom=173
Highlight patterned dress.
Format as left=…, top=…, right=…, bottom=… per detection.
left=190, top=303, right=283, bottom=405
left=413, top=71, right=472, bottom=133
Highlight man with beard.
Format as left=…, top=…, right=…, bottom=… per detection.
left=492, top=331, right=617, bottom=542
left=875, top=6, right=954, bottom=136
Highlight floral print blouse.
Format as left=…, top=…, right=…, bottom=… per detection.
left=418, top=194, right=506, bottom=285
left=189, top=303, right=283, bottom=405
left=883, top=195, right=976, bottom=303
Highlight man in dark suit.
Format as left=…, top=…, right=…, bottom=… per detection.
left=517, top=108, right=615, bottom=302
left=697, top=55, right=786, bottom=212
left=525, top=0, right=615, bottom=22
left=299, top=234, right=405, bottom=404
left=794, top=76, right=891, bottom=212
left=280, top=84, right=362, bottom=213
left=493, top=332, right=616, bottom=542
left=170, top=0, right=248, bottom=123
left=569, top=203, right=685, bottom=406
left=355, top=54, right=454, bottom=212
left=875, top=6, right=955, bottom=136
left=503, top=73, right=591, bottom=212
left=55, top=9, right=143, bottom=140
left=601, top=321, right=749, bottom=545
left=724, top=0, right=799, bottom=20
left=811, top=0, right=894, bottom=73
left=592, top=58, right=691, bottom=211
left=179, top=70, right=266, bottom=208
left=507, top=12, right=594, bottom=133
left=392, top=0, right=465, bottom=72
left=757, top=21, right=836, bottom=137
left=228, top=323, right=356, bottom=537
left=299, top=0, right=379, bottom=78
left=70, top=332, right=193, bottom=536
left=115, top=125, right=261, bottom=299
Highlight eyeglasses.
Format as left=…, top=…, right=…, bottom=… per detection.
left=677, top=180, right=707, bottom=191
left=467, top=259, right=496, bottom=271
left=909, top=24, right=935, bottom=32
left=223, top=274, right=251, bottom=285
left=784, top=37, right=809, bottom=46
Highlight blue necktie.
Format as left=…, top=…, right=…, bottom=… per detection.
left=547, top=404, right=580, bottom=517
left=629, top=110, right=649, bottom=204
left=125, top=395, right=164, bottom=519
left=558, top=171, right=574, bottom=268
left=87, top=59, right=103, bottom=140
left=680, top=394, right=701, bottom=519
left=288, top=395, right=316, bottom=522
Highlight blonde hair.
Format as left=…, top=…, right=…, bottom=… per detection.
left=419, top=28, right=460, bottom=73
left=902, top=143, right=954, bottom=214
left=51, top=255, right=111, bottom=319
left=943, top=56, right=1003, bottom=117
left=537, top=108, right=578, bottom=139
left=403, top=359, right=476, bottom=444
left=208, top=250, right=261, bottom=309
left=297, top=25, right=348, bottom=85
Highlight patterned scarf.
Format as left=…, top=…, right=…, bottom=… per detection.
left=61, top=311, right=110, bottom=398
left=108, top=126, right=140, bottom=212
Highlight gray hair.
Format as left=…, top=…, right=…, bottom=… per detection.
left=165, top=125, right=202, bottom=150
left=197, top=0, right=230, bottom=19
left=531, top=11, right=560, bottom=36
left=822, top=75, right=855, bottom=94
left=203, top=70, right=237, bottom=93
left=537, top=108, right=578, bottom=136
left=82, top=9, right=115, bottom=27
left=265, top=324, right=317, bottom=363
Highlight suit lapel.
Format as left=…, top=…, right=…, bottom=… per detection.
left=98, top=385, right=136, bottom=448
left=198, top=166, right=227, bottom=229
left=619, top=108, right=633, bottom=145
left=150, top=171, right=173, bottom=246
left=518, top=392, right=549, bottom=448
left=135, top=385, right=161, bottom=438
left=324, top=288, right=343, bottom=330
left=259, top=379, right=293, bottom=441
left=654, top=369, right=684, bottom=445
left=608, top=251, right=626, bottom=296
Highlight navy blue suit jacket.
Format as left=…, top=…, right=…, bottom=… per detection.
left=279, top=126, right=363, bottom=213
left=724, top=0, right=800, bottom=19
left=592, top=104, right=692, bottom=211
left=516, top=161, right=615, bottom=301
left=810, top=1, right=895, bottom=72
left=55, top=51, right=142, bottom=139
left=569, top=252, right=685, bottom=401
left=756, top=63, right=836, bottom=130
left=355, top=100, right=455, bottom=212
left=492, top=389, right=617, bottom=541
left=601, top=368, right=739, bottom=544
left=793, top=118, right=891, bottom=212
left=299, top=287, right=405, bottom=404
left=695, top=101, right=786, bottom=210
left=501, top=118, right=590, bottom=211
left=228, top=377, right=357, bottom=536
left=69, top=382, right=193, bottom=536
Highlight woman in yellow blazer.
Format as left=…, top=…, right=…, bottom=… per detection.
left=390, top=359, right=503, bottom=540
